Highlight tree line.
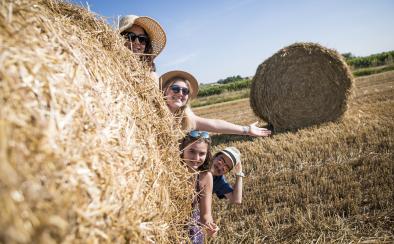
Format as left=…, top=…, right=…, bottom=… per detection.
left=197, top=50, right=394, bottom=98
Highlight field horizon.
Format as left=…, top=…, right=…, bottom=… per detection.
left=194, top=71, right=394, bottom=243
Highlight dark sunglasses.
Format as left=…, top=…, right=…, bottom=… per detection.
left=122, top=32, right=149, bottom=45
left=188, top=130, right=210, bottom=140
left=170, top=85, right=190, bottom=95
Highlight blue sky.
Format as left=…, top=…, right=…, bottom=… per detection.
left=72, top=0, right=394, bottom=83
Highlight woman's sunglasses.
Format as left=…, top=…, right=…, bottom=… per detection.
left=188, top=130, right=210, bottom=140
left=170, top=85, right=190, bottom=95
left=122, top=32, right=149, bottom=45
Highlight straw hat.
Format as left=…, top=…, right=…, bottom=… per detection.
left=159, top=70, right=199, bottom=99
left=215, top=147, right=241, bottom=170
left=118, top=15, right=166, bottom=57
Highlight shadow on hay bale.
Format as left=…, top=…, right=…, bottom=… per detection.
left=250, top=42, right=353, bottom=132
left=0, top=0, right=192, bottom=243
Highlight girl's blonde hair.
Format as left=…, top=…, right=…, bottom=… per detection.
left=162, top=78, right=196, bottom=131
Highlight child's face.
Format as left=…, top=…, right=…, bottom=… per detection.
left=183, top=140, right=208, bottom=171
left=211, top=154, right=233, bottom=176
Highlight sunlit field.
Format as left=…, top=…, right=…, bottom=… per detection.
left=194, top=71, right=394, bottom=243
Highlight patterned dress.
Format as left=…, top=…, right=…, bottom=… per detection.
left=188, top=175, right=204, bottom=243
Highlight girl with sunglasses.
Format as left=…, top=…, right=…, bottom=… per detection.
left=180, top=130, right=219, bottom=243
left=118, top=15, right=166, bottom=79
left=160, top=71, right=272, bottom=137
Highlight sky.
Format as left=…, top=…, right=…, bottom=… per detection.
left=72, top=0, right=394, bottom=83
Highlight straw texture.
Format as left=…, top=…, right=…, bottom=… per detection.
left=250, top=42, right=353, bottom=131
left=0, top=0, right=192, bottom=243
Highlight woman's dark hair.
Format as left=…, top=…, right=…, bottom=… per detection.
left=121, top=29, right=156, bottom=72
left=140, top=32, right=156, bottom=72
left=179, top=135, right=212, bottom=172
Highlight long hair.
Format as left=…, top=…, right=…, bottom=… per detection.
left=162, top=78, right=196, bottom=131
left=141, top=34, right=156, bottom=72
left=179, top=135, right=212, bottom=172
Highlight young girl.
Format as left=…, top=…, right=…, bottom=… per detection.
left=180, top=130, right=219, bottom=243
left=160, top=70, right=272, bottom=136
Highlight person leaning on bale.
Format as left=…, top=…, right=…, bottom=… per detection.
left=118, top=15, right=166, bottom=83
left=180, top=130, right=219, bottom=243
left=159, top=70, right=272, bottom=137
left=209, top=147, right=243, bottom=204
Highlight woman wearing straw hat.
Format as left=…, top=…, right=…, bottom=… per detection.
left=180, top=130, right=219, bottom=243
left=160, top=70, right=272, bottom=136
left=210, top=147, right=243, bottom=204
left=118, top=15, right=166, bottom=80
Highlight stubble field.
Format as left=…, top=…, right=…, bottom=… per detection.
left=193, top=71, right=394, bottom=243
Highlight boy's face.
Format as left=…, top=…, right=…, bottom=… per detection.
left=211, top=153, right=233, bottom=176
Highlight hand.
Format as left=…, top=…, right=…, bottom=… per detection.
left=248, top=121, right=271, bottom=137
left=204, top=222, right=219, bottom=237
left=233, top=161, right=242, bottom=174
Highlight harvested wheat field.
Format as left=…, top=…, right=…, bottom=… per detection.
left=194, top=71, right=394, bottom=243
left=0, top=0, right=193, bottom=243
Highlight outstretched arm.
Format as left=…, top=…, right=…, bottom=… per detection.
left=192, top=113, right=271, bottom=137
left=199, top=172, right=219, bottom=237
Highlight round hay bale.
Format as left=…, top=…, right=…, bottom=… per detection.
left=0, top=0, right=192, bottom=243
left=250, top=42, right=353, bottom=131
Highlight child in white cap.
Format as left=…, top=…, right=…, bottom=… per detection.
left=210, top=147, right=244, bottom=204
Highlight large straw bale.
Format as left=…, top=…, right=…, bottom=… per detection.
left=0, top=0, right=192, bottom=243
left=250, top=42, right=353, bottom=131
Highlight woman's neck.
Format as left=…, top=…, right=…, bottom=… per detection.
left=168, top=106, right=178, bottom=114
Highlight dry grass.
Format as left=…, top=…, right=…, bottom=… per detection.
left=0, top=0, right=192, bottom=243
left=195, top=71, right=394, bottom=243
left=1, top=0, right=393, bottom=243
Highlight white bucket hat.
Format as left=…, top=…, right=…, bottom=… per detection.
left=118, top=15, right=167, bottom=57
left=159, top=70, right=199, bottom=99
left=215, top=147, right=241, bottom=169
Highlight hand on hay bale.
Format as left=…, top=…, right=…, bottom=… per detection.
left=160, top=71, right=272, bottom=137
left=180, top=131, right=218, bottom=242
left=203, top=222, right=219, bottom=237
left=246, top=121, right=272, bottom=137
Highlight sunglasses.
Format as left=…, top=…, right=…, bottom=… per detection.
left=170, top=85, right=190, bottom=95
left=188, top=130, right=210, bottom=140
left=122, top=32, right=149, bottom=45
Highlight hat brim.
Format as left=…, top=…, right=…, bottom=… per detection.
left=119, top=16, right=166, bottom=57
left=215, top=151, right=236, bottom=169
left=159, top=71, right=199, bottom=99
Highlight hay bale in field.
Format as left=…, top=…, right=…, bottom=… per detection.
left=250, top=42, right=353, bottom=131
left=0, top=0, right=192, bottom=243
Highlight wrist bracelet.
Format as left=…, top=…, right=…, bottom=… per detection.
left=235, top=172, right=245, bottom=177
left=242, top=126, right=249, bottom=134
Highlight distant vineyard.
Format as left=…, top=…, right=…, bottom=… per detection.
left=344, top=51, right=394, bottom=69
left=197, top=50, right=394, bottom=98
left=198, top=78, right=251, bottom=97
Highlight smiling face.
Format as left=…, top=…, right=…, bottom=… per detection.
left=123, top=24, right=148, bottom=54
left=182, top=140, right=209, bottom=172
left=164, top=79, right=190, bottom=112
left=211, top=153, right=234, bottom=176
